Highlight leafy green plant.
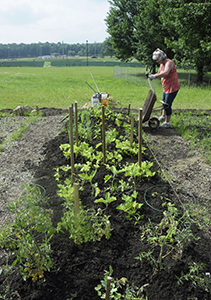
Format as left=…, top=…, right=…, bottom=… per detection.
left=93, top=126, right=101, bottom=139
left=56, top=184, right=111, bottom=243
left=116, top=140, right=141, bottom=157
left=122, top=121, right=133, bottom=138
left=95, top=192, right=117, bottom=210
left=60, top=141, right=92, bottom=160
left=0, top=184, right=54, bottom=282
left=77, top=110, right=93, bottom=141
left=104, top=164, right=124, bottom=193
left=118, top=179, right=132, bottom=193
left=106, top=150, right=123, bottom=164
left=176, top=262, right=211, bottom=292
left=122, top=162, right=155, bottom=190
left=57, top=205, right=111, bottom=244
left=106, top=128, right=119, bottom=144
left=95, top=266, right=149, bottom=300
left=60, top=141, right=103, bottom=166
left=137, top=204, right=200, bottom=271
left=117, top=191, right=143, bottom=221
left=54, top=165, right=72, bottom=183
left=79, top=168, right=99, bottom=196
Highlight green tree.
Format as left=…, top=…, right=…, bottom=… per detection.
left=105, top=0, right=173, bottom=64
left=105, top=0, right=211, bottom=81
left=134, top=0, right=175, bottom=66
left=159, top=0, right=211, bottom=82
left=105, top=0, right=139, bottom=61
left=99, top=39, right=114, bottom=57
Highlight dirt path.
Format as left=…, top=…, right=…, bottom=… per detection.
left=143, top=126, right=211, bottom=205
left=0, top=111, right=65, bottom=217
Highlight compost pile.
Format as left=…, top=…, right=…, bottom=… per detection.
left=0, top=107, right=211, bottom=300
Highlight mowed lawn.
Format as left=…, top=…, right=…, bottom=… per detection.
left=0, top=66, right=210, bottom=111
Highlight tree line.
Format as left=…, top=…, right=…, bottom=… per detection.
left=0, top=41, right=113, bottom=60
left=105, top=0, right=211, bottom=82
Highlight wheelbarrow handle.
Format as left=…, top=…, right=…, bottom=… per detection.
left=159, top=100, right=169, bottom=107
left=146, top=65, right=156, bottom=95
left=146, top=65, right=153, bottom=74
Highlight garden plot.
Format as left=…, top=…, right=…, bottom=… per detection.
left=0, top=107, right=211, bottom=300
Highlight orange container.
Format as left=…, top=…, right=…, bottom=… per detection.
left=101, top=93, right=109, bottom=106
left=101, top=99, right=109, bottom=106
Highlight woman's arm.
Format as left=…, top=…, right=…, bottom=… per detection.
left=155, top=60, right=174, bottom=78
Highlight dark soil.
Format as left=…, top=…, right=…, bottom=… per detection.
left=0, top=107, right=211, bottom=300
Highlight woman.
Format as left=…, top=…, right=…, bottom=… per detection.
left=148, top=48, right=180, bottom=128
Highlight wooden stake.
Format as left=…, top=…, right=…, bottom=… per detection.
left=128, top=103, right=131, bottom=116
left=102, top=105, right=106, bottom=164
left=130, top=115, right=134, bottom=146
left=105, top=276, right=112, bottom=300
left=68, top=106, right=75, bottom=183
left=74, top=101, right=79, bottom=146
left=138, top=109, right=143, bottom=167
left=74, top=183, right=79, bottom=215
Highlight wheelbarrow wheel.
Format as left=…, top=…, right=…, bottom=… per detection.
left=148, top=117, right=160, bottom=129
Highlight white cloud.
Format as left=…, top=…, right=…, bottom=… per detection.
left=0, top=0, right=110, bottom=44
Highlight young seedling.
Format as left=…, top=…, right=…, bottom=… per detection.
left=117, top=191, right=143, bottom=221
left=95, top=192, right=117, bottom=210
left=79, top=168, right=99, bottom=196
left=106, top=128, right=119, bottom=144
left=95, top=265, right=149, bottom=299
left=116, top=140, right=141, bottom=157
left=122, top=162, right=155, bottom=190
left=103, top=164, right=124, bottom=193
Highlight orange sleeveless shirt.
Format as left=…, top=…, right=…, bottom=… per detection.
left=159, top=59, right=180, bottom=94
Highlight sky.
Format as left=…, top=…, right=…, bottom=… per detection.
left=0, top=0, right=111, bottom=45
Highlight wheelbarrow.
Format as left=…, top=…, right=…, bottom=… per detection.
left=142, top=66, right=168, bottom=129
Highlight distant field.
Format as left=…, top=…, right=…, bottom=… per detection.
left=0, top=66, right=210, bottom=111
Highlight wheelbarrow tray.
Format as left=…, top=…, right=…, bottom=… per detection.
left=142, top=89, right=157, bottom=123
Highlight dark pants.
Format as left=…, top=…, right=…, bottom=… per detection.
left=162, top=90, right=178, bottom=116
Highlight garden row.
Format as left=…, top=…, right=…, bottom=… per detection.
left=0, top=105, right=210, bottom=299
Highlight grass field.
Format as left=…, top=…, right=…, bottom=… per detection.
left=0, top=66, right=210, bottom=111
left=1, top=65, right=210, bottom=162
